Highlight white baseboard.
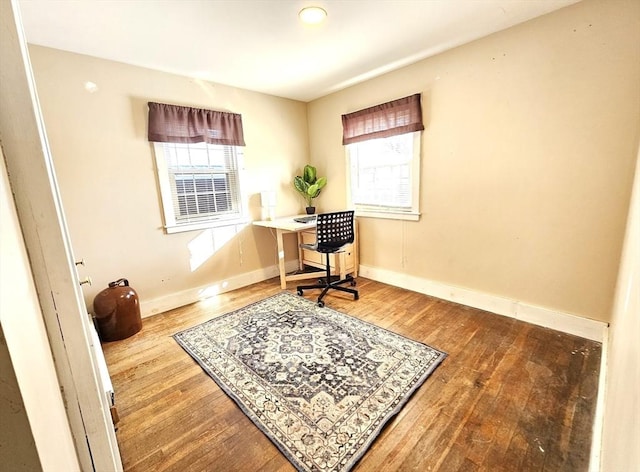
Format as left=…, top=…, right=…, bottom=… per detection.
left=359, top=264, right=608, bottom=342
left=140, top=261, right=607, bottom=342
left=589, top=331, right=608, bottom=472
left=140, top=261, right=300, bottom=317
left=139, top=268, right=274, bottom=317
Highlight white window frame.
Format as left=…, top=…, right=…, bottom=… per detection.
left=153, top=142, right=248, bottom=234
left=346, top=131, right=422, bottom=221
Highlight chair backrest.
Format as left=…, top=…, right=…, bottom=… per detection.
left=315, top=211, right=355, bottom=253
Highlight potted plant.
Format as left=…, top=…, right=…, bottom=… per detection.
left=293, top=165, right=327, bottom=214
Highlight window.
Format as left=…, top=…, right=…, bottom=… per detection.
left=153, top=142, right=245, bottom=233
left=342, top=94, right=424, bottom=221
left=147, top=102, right=247, bottom=233
left=347, top=131, right=420, bottom=220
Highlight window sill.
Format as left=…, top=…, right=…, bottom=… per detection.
left=164, top=217, right=250, bottom=234
left=354, top=209, right=420, bottom=221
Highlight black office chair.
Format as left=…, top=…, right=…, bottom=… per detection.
left=296, top=211, right=359, bottom=307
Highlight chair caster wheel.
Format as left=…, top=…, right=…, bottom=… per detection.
left=317, top=300, right=325, bottom=308
left=350, top=280, right=357, bottom=287
left=354, top=294, right=359, bottom=300
left=297, top=289, right=303, bottom=296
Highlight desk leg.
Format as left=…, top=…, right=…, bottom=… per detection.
left=276, top=229, right=287, bottom=289
left=297, top=232, right=304, bottom=271
left=338, top=252, right=346, bottom=280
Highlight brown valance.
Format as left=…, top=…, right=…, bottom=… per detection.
left=341, top=93, right=424, bottom=145
left=148, top=102, right=245, bottom=146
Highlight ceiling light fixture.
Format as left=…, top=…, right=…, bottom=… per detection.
left=298, top=6, right=327, bottom=24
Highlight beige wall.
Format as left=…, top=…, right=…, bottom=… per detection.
left=28, top=46, right=309, bottom=313
left=307, top=0, right=640, bottom=322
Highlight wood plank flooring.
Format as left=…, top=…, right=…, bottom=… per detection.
left=101, top=277, right=601, bottom=471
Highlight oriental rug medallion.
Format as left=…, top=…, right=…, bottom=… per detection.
left=173, top=292, right=446, bottom=471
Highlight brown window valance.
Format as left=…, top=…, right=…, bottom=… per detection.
left=341, top=93, right=424, bottom=145
left=148, top=102, right=245, bottom=146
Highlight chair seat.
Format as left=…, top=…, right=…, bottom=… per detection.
left=300, top=242, right=346, bottom=253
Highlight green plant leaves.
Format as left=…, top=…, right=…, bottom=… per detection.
left=293, top=175, right=309, bottom=194
left=303, top=165, right=316, bottom=183
left=315, top=176, right=327, bottom=190
left=293, top=165, right=326, bottom=206
left=308, top=183, right=320, bottom=198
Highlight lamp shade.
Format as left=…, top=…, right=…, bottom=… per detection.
left=260, top=190, right=277, bottom=208
left=260, top=191, right=277, bottom=220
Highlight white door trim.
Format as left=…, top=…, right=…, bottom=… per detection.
left=0, top=2, right=122, bottom=470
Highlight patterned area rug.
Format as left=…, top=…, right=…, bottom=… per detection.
left=174, top=292, right=446, bottom=471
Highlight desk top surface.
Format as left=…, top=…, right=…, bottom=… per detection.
left=253, top=215, right=317, bottom=231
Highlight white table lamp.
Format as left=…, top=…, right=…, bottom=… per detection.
left=260, top=190, right=277, bottom=220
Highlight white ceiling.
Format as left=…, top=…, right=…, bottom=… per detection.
left=18, top=0, right=580, bottom=102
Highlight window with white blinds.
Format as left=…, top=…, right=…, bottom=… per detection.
left=346, top=131, right=421, bottom=221
left=153, top=142, right=245, bottom=233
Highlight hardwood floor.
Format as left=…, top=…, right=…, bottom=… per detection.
left=102, top=277, right=601, bottom=471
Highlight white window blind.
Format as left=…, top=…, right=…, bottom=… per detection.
left=346, top=131, right=421, bottom=221
left=154, top=142, right=245, bottom=233
left=348, top=133, right=413, bottom=210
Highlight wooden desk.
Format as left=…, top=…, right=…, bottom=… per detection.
left=253, top=216, right=358, bottom=289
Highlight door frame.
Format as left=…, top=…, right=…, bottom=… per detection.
left=0, top=1, right=123, bottom=470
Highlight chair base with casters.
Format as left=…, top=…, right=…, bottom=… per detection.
left=296, top=210, right=359, bottom=307
left=296, top=253, right=358, bottom=307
